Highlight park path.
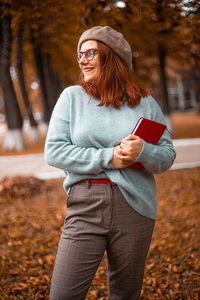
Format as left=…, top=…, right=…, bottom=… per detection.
left=0, top=138, right=200, bottom=180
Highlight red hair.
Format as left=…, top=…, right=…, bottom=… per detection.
left=81, top=41, right=149, bottom=108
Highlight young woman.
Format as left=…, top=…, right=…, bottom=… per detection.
left=45, top=26, right=176, bottom=300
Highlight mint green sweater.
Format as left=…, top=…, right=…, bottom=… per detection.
left=45, top=85, right=176, bottom=219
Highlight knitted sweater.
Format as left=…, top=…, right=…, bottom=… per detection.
left=44, top=85, right=176, bottom=219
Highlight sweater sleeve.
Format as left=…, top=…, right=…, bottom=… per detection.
left=134, top=97, right=176, bottom=174
left=44, top=89, right=114, bottom=174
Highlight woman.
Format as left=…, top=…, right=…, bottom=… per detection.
left=45, top=26, right=176, bottom=300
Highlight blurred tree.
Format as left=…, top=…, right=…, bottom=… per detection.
left=16, top=23, right=39, bottom=142
left=0, top=7, right=2, bottom=85
left=26, top=0, right=81, bottom=122
left=1, top=0, right=82, bottom=152
left=180, top=1, right=200, bottom=113
left=43, top=53, right=63, bottom=113
left=0, top=2, right=25, bottom=151
left=124, top=0, right=200, bottom=116
left=31, top=30, right=51, bottom=123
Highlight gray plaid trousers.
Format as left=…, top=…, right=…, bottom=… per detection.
left=50, top=181, right=155, bottom=300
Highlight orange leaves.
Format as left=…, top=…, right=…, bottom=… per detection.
left=0, top=176, right=51, bottom=200
left=140, top=167, right=200, bottom=299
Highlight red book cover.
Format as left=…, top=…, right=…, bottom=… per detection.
left=129, top=118, right=167, bottom=170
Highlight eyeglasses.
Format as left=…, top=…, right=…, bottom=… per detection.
left=76, top=48, right=98, bottom=62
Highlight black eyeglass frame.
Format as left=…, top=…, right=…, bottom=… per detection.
left=76, top=48, right=98, bottom=62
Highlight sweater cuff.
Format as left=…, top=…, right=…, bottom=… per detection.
left=103, top=147, right=115, bottom=169
left=134, top=140, right=152, bottom=163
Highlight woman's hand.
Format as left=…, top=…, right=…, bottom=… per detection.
left=117, top=134, right=143, bottom=161
left=110, top=145, right=133, bottom=168
left=110, top=135, right=143, bottom=168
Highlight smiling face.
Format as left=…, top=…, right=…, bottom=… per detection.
left=78, top=40, right=100, bottom=86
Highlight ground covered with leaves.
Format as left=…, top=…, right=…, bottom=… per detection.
left=0, top=168, right=200, bottom=299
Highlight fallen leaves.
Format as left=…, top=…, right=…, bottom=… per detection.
left=0, top=176, right=52, bottom=200
left=140, top=168, right=200, bottom=299
left=0, top=168, right=200, bottom=299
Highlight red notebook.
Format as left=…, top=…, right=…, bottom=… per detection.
left=129, top=117, right=167, bottom=170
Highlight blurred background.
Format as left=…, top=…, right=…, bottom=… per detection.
left=0, top=1, right=200, bottom=299
left=0, top=0, right=200, bottom=152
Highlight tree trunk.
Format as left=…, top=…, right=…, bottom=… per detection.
left=0, top=10, right=25, bottom=151
left=192, top=70, right=200, bottom=115
left=0, top=16, right=2, bottom=85
left=43, top=53, right=63, bottom=112
left=31, top=38, right=51, bottom=123
left=158, top=44, right=170, bottom=114
left=158, top=44, right=174, bottom=134
left=16, top=25, right=39, bottom=142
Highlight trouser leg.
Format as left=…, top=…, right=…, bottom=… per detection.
left=49, top=182, right=110, bottom=300
left=107, top=186, right=155, bottom=300
left=50, top=234, right=106, bottom=300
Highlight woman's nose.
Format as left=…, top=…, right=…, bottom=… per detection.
left=79, top=54, right=87, bottom=64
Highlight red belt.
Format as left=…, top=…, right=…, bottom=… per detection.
left=81, top=179, right=114, bottom=184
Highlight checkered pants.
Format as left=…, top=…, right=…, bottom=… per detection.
left=50, top=181, right=155, bottom=300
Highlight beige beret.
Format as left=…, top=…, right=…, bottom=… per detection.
left=77, top=26, right=132, bottom=69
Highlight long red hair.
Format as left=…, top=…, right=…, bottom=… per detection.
left=81, top=41, right=149, bottom=108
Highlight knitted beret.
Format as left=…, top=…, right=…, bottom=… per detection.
left=77, top=26, right=132, bottom=69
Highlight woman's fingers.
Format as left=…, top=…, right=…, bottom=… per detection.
left=111, top=146, right=133, bottom=168
left=118, top=147, right=129, bottom=156
left=118, top=135, right=143, bottom=162
left=112, top=135, right=143, bottom=165
left=121, top=134, right=139, bottom=142
left=115, top=146, right=130, bottom=158
left=115, top=151, right=132, bottom=161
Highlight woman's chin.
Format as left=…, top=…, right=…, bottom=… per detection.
left=84, top=77, right=97, bottom=85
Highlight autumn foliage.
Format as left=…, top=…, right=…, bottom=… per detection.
left=0, top=168, right=200, bottom=299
